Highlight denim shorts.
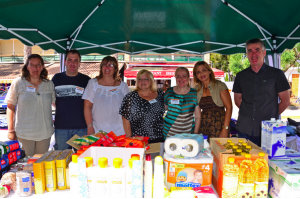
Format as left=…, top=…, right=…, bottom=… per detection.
left=54, top=128, right=87, bottom=150
left=238, top=131, right=261, bottom=147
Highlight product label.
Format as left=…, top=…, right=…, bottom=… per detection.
left=46, top=169, right=54, bottom=188
left=57, top=168, right=64, bottom=187
left=171, top=99, right=180, bottom=104
left=111, top=177, right=123, bottom=194
left=96, top=177, right=108, bottom=194
left=70, top=174, right=78, bottom=178
left=254, top=182, right=268, bottom=198
left=165, top=159, right=212, bottom=188
left=23, top=188, right=29, bottom=192
left=239, top=183, right=254, bottom=198
left=22, top=177, right=30, bottom=182
left=222, top=176, right=239, bottom=197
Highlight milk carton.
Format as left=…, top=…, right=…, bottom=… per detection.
left=267, top=120, right=287, bottom=158
left=261, top=118, right=276, bottom=151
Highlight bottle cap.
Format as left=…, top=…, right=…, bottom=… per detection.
left=258, top=152, right=265, bottom=157
left=228, top=157, right=235, bottom=163
left=72, top=153, right=79, bottom=163
left=77, top=150, right=85, bottom=155
left=145, top=154, right=151, bottom=161
left=131, top=154, right=140, bottom=160
left=113, top=158, right=123, bottom=168
left=230, top=142, right=235, bottom=146
left=242, top=143, right=247, bottom=146
left=84, top=157, right=93, bottom=168
left=233, top=146, right=238, bottom=149
left=227, top=140, right=232, bottom=143
left=245, top=154, right=251, bottom=158
left=236, top=149, right=242, bottom=152
left=246, top=145, right=252, bottom=149
left=238, top=140, right=244, bottom=143
left=155, top=156, right=163, bottom=165
left=98, top=157, right=108, bottom=168
left=128, top=158, right=133, bottom=169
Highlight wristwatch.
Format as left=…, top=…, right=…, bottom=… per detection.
left=223, top=125, right=229, bottom=130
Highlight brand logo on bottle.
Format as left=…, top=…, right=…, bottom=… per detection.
left=175, top=182, right=201, bottom=188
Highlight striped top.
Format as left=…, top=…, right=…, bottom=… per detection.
left=163, top=87, right=198, bottom=138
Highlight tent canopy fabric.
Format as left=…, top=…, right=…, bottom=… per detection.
left=124, top=62, right=224, bottom=78
left=0, top=0, right=299, bottom=56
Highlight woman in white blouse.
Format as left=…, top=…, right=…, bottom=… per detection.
left=5, top=54, right=55, bottom=156
left=82, top=56, right=129, bottom=136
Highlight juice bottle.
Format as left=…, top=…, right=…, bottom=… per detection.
left=222, top=157, right=239, bottom=198
left=223, top=140, right=232, bottom=149
left=253, top=152, right=268, bottom=198
left=239, top=154, right=254, bottom=198
left=238, top=140, right=244, bottom=149
left=232, top=146, right=238, bottom=154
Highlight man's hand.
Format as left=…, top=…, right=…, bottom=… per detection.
left=219, top=129, right=228, bottom=138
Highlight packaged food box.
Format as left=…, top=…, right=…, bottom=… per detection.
left=44, top=150, right=62, bottom=192
left=210, top=138, right=268, bottom=198
left=33, top=151, right=53, bottom=194
left=56, top=149, right=72, bottom=190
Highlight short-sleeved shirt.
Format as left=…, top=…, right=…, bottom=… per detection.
left=52, top=72, right=90, bottom=129
left=82, top=79, right=129, bottom=136
left=233, top=63, right=290, bottom=136
left=119, top=90, right=165, bottom=143
left=5, top=77, right=55, bottom=141
left=163, top=87, right=198, bottom=138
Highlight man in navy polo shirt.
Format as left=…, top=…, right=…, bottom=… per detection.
left=52, top=50, right=90, bottom=150
left=233, top=38, right=290, bottom=146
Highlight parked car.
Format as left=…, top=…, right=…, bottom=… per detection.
left=0, top=91, right=7, bottom=113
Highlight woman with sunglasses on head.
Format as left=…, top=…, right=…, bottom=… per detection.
left=119, top=69, right=165, bottom=143
left=163, top=67, right=201, bottom=138
left=82, top=56, right=129, bottom=136
left=193, top=61, right=232, bottom=141
left=5, top=54, right=55, bottom=156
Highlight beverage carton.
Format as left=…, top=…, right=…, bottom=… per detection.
left=266, top=120, right=287, bottom=158
left=261, top=118, right=276, bottom=151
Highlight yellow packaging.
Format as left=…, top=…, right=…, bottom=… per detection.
left=44, top=150, right=63, bottom=192
left=66, top=167, right=70, bottom=189
left=56, top=149, right=73, bottom=190
left=33, top=151, right=53, bottom=194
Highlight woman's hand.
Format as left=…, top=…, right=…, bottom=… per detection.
left=7, top=130, right=17, bottom=140
left=219, top=129, right=228, bottom=138
left=87, top=126, right=95, bottom=135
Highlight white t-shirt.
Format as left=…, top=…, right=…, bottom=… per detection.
left=82, top=79, right=129, bottom=136
left=5, top=77, right=55, bottom=141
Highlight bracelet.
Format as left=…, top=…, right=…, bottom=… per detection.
left=8, top=130, right=15, bottom=133
left=87, top=124, right=93, bottom=129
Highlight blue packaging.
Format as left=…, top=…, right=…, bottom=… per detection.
left=267, top=125, right=287, bottom=158
left=0, top=154, right=9, bottom=169
left=16, top=149, right=22, bottom=160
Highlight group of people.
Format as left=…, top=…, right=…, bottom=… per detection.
left=5, top=38, right=290, bottom=156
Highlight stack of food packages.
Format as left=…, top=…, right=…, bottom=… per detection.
left=0, top=149, right=73, bottom=197
left=0, top=141, right=22, bottom=173
left=73, top=130, right=150, bottom=149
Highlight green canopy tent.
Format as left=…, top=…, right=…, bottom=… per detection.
left=0, top=0, right=300, bottom=70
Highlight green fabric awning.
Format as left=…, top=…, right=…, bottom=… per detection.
left=0, top=0, right=299, bottom=55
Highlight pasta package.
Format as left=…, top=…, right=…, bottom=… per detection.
left=1, top=172, right=17, bottom=192
left=16, top=170, right=32, bottom=197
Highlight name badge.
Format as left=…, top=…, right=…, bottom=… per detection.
left=149, top=99, right=157, bottom=104
left=110, top=88, right=118, bottom=94
left=26, top=86, right=36, bottom=92
left=75, top=87, right=84, bottom=94
left=171, top=99, right=180, bottom=104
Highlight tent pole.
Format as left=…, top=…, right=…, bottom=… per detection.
left=36, top=38, right=68, bottom=46
left=276, top=25, right=300, bottom=50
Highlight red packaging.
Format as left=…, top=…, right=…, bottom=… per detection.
left=114, top=135, right=126, bottom=142
left=11, top=151, right=17, bottom=162
left=108, top=141, right=126, bottom=147
left=125, top=138, right=145, bottom=148
left=131, top=136, right=149, bottom=145
left=7, top=153, right=14, bottom=164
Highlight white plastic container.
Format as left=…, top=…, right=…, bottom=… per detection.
left=126, top=158, right=133, bottom=198
left=144, top=154, right=153, bottom=198
left=69, top=153, right=80, bottom=196
left=110, top=158, right=126, bottom=198
left=153, top=156, right=164, bottom=198
left=84, top=157, right=94, bottom=198
left=94, top=157, right=111, bottom=198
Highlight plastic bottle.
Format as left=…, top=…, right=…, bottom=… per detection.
left=245, top=145, right=252, bottom=154
left=242, top=143, right=248, bottom=152
left=94, top=157, right=110, bottom=198
left=238, top=140, right=244, bottom=149
left=84, top=157, right=94, bottom=197
left=223, top=140, right=232, bottom=149
left=144, top=154, right=153, bottom=198
left=254, top=152, right=269, bottom=198
left=232, top=146, right=238, bottom=154
left=153, top=156, right=164, bottom=198
left=110, top=158, right=126, bottom=198
left=235, top=149, right=242, bottom=156
left=229, top=142, right=235, bottom=149
left=131, top=154, right=140, bottom=160
left=126, top=158, right=133, bottom=198
left=222, top=157, right=239, bottom=198
left=239, top=154, right=255, bottom=198
left=69, top=153, right=80, bottom=196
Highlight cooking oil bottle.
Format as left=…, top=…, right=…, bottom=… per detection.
left=238, top=140, right=244, bottom=149
left=253, top=152, right=269, bottom=198
left=222, top=157, right=239, bottom=198
left=239, top=154, right=254, bottom=198
left=224, top=140, right=232, bottom=149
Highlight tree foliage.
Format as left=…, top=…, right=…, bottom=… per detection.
left=281, top=43, right=300, bottom=73
left=228, top=54, right=249, bottom=76
left=210, top=54, right=229, bottom=72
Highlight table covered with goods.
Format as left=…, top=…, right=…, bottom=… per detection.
left=0, top=118, right=299, bottom=198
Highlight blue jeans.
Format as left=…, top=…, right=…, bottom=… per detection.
left=54, top=128, right=87, bottom=150
left=238, top=132, right=261, bottom=147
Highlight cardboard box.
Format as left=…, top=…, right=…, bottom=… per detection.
left=78, top=146, right=145, bottom=167
left=269, top=158, right=300, bottom=198
left=210, top=138, right=268, bottom=198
